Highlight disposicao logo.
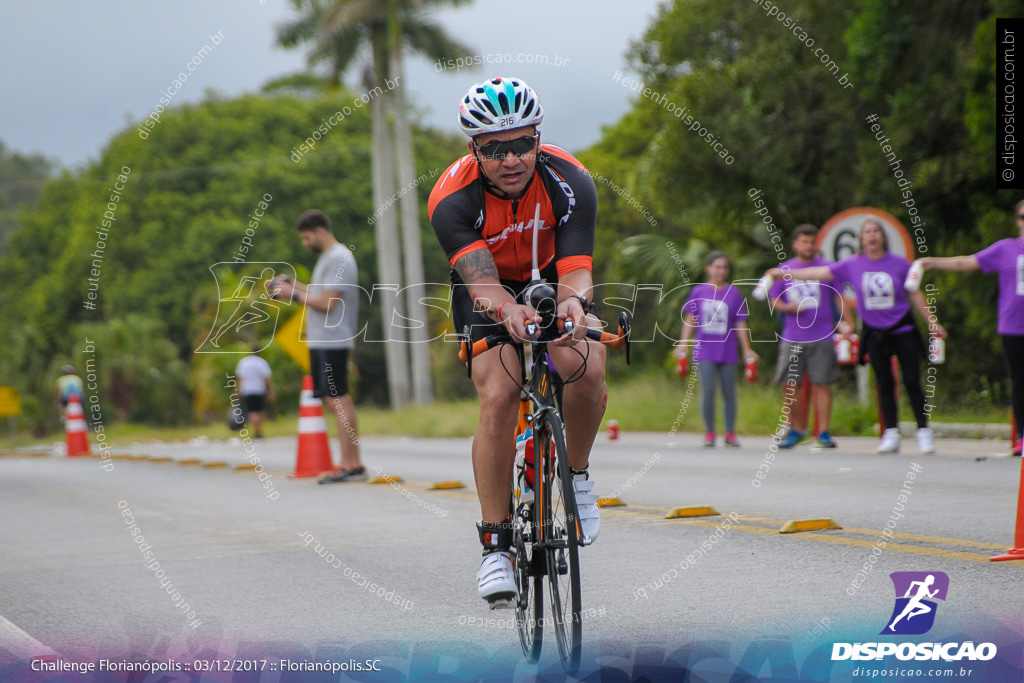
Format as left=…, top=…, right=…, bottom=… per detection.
left=832, top=571, right=997, bottom=662
left=881, top=571, right=948, bottom=635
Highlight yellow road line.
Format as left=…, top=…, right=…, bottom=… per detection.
left=318, top=480, right=1019, bottom=565
left=607, top=511, right=1017, bottom=564
left=796, top=532, right=999, bottom=564
left=837, top=526, right=1007, bottom=551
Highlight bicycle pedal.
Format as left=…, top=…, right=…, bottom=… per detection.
left=557, top=554, right=568, bottom=575
left=486, top=595, right=516, bottom=610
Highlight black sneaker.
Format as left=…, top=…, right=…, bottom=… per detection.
left=318, top=465, right=368, bottom=484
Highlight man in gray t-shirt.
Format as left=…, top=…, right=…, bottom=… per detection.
left=272, top=209, right=364, bottom=482
left=307, top=239, right=359, bottom=350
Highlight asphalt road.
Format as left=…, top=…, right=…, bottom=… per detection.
left=1, top=432, right=1022, bottom=679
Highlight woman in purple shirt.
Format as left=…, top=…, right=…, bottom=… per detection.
left=914, top=200, right=1024, bottom=456
left=679, top=251, right=758, bottom=448
left=770, top=220, right=947, bottom=454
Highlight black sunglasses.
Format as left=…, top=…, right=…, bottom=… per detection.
left=1017, top=214, right=1024, bottom=219
left=474, top=134, right=538, bottom=160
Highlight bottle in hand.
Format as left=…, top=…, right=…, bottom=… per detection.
left=675, top=349, right=689, bottom=377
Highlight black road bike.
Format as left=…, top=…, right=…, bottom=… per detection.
left=460, top=278, right=630, bottom=673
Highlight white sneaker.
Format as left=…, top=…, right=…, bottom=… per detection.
left=476, top=551, right=516, bottom=607
left=917, top=427, right=935, bottom=454
left=572, top=473, right=600, bottom=545
left=877, top=428, right=901, bottom=454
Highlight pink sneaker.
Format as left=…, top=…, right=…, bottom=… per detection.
left=703, top=433, right=715, bottom=448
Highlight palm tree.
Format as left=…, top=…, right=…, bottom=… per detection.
left=277, top=0, right=473, bottom=409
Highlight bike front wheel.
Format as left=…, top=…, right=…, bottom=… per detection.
left=512, top=487, right=543, bottom=661
left=537, top=410, right=582, bottom=673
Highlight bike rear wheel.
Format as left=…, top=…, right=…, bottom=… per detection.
left=538, top=411, right=582, bottom=673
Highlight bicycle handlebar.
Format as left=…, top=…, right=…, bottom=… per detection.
left=458, top=313, right=630, bottom=363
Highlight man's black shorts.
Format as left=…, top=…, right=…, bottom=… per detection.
left=310, top=348, right=350, bottom=399
left=243, top=394, right=266, bottom=413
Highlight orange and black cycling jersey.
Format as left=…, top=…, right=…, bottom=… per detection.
left=428, top=144, right=597, bottom=283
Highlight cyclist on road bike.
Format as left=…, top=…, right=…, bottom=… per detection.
left=428, top=76, right=606, bottom=607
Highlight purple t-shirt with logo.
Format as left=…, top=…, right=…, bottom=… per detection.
left=770, top=257, right=842, bottom=342
left=975, top=237, right=1024, bottom=335
left=682, top=283, right=748, bottom=364
left=828, top=253, right=911, bottom=330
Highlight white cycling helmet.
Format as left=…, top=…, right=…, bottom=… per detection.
left=458, top=76, right=544, bottom=137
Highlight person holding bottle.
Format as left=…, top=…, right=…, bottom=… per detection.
left=678, top=251, right=758, bottom=448
left=769, top=219, right=946, bottom=454
left=769, top=224, right=854, bottom=450
left=913, top=200, right=1024, bottom=456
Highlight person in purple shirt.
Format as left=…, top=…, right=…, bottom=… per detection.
left=769, top=224, right=855, bottom=450
left=770, top=220, right=947, bottom=454
left=678, top=251, right=758, bottom=448
left=914, top=199, right=1024, bottom=456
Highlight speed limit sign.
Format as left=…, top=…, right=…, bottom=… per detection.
left=817, top=207, right=914, bottom=262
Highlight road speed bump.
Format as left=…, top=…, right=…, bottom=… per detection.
left=233, top=463, right=258, bottom=471
left=371, top=476, right=403, bottom=484
left=666, top=505, right=720, bottom=519
left=780, top=518, right=841, bottom=534
left=178, top=458, right=201, bottom=465
left=429, top=481, right=465, bottom=490
left=149, top=456, right=173, bottom=463
left=597, top=497, right=627, bottom=508
left=201, top=461, right=229, bottom=468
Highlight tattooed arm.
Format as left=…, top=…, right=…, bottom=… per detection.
left=454, top=248, right=539, bottom=340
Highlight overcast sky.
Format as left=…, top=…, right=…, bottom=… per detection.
left=0, top=1, right=664, bottom=169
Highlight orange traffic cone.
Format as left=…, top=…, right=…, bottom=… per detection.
left=65, top=395, right=91, bottom=457
left=991, top=453, right=1024, bottom=561
left=290, top=375, right=334, bottom=478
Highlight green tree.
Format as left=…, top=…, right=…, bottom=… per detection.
left=0, top=141, right=54, bottom=255
left=277, top=0, right=473, bottom=408
left=0, top=91, right=464, bottom=433
left=585, top=0, right=1016, bottom=408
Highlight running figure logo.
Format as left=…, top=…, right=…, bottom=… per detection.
left=862, top=271, right=895, bottom=310
left=195, top=262, right=296, bottom=353
left=880, top=571, right=949, bottom=635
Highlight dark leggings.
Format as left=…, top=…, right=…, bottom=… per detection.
left=1003, top=335, right=1024, bottom=439
left=867, top=329, right=928, bottom=430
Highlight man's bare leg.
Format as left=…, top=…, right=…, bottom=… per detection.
left=325, top=394, right=361, bottom=469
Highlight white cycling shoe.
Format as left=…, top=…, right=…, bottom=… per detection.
left=476, top=551, right=517, bottom=608
left=572, top=473, right=601, bottom=546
